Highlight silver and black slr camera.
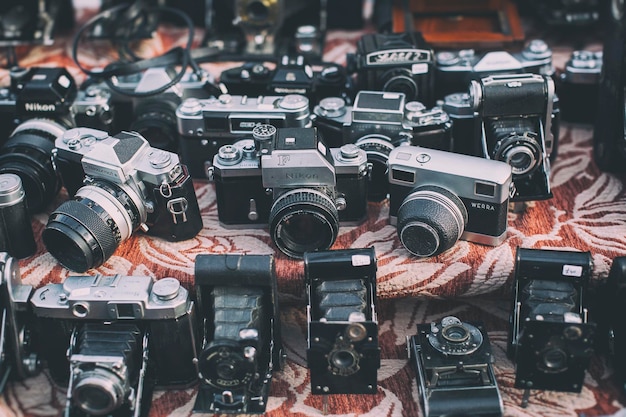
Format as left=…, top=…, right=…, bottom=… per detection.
left=220, top=55, right=354, bottom=107
left=348, top=32, right=435, bottom=105
left=470, top=73, right=557, bottom=202
left=508, top=248, right=595, bottom=402
left=30, top=275, right=199, bottom=417
left=42, top=128, right=202, bottom=272
left=434, top=39, right=554, bottom=99
left=177, top=93, right=311, bottom=178
left=304, top=247, right=380, bottom=395
left=313, top=90, right=452, bottom=201
left=208, top=125, right=369, bottom=258
left=193, top=254, right=283, bottom=414
left=557, top=50, right=602, bottom=123
left=408, top=316, right=503, bottom=417
left=388, top=146, right=513, bottom=257
left=0, top=253, right=39, bottom=393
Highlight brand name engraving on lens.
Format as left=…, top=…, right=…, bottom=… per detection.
left=24, top=102, right=56, bottom=112
left=470, top=202, right=495, bottom=211
left=366, top=49, right=430, bottom=65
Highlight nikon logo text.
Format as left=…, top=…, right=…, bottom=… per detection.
left=471, top=202, right=495, bottom=211
left=286, top=173, right=318, bottom=180
left=24, top=103, right=56, bottom=112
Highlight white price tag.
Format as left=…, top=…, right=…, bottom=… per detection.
left=562, top=264, right=583, bottom=277
left=352, top=254, right=371, bottom=267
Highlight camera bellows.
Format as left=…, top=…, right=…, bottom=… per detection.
left=212, top=286, right=265, bottom=342
left=315, top=279, right=368, bottom=322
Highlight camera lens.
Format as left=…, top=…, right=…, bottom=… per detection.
left=269, top=189, right=339, bottom=258
left=380, top=68, right=418, bottom=101
left=200, top=342, right=255, bottom=389
left=131, top=99, right=179, bottom=152
left=72, top=369, right=126, bottom=415
left=329, top=349, right=359, bottom=373
left=489, top=119, right=542, bottom=177
left=42, top=181, right=144, bottom=272
left=397, top=186, right=468, bottom=257
left=442, top=324, right=470, bottom=343
left=428, top=316, right=483, bottom=356
left=0, top=119, right=66, bottom=213
left=541, top=347, right=568, bottom=372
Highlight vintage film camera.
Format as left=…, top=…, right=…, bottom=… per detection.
left=177, top=93, right=312, bottom=178
left=526, top=0, right=600, bottom=26
left=43, top=128, right=202, bottom=272
left=0, top=0, right=73, bottom=46
left=556, top=50, right=602, bottom=124
left=594, top=257, right=626, bottom=392
left=29, top=274, right=199, bottom=417
left=313, top=91, right=452, bottom=201
left=0, top=174, right=36, bottom=258
left=408, top=316, right=503, bottom=417
left=388, top=145, right=513, bottom=257
left=469, top=73, right=557, bottom=202
left=98, top=67, right=220, bottom=153
left=348, top=32, right=435, bottom=105
left=194, top=254, right=283, bottom=414
left=205, top=0, right=352, bottom=59
left=219, top=55, right=354, bottom=107
left=508, top=248, right=595, bottom=401
left=434, top=39, right=554, bottom=99
left=304, top=247, right=380, bottom=395
left=207, top=125, right=369, bottom=259
left=0, top=253, right=39, bottom=393
left=594, top=0, right=626, bottom=171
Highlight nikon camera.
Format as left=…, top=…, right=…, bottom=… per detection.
left=194, top=254, right=283, bottom=414
left=176, top=93, right=312, bottom=178
left=313, top=90, right=452, bottom=201
left=0, top=253, right=39, bottom=393
left=29, top=275, right=199, bottom=417
left=508, top=248, right=595, bottom=398
left=348, top=32, right=435, bottom=105
left=388, top=146, right=513, bottom=257
left=207, top=125, right=369, bottom=259
left=42, top=128, right=202, bottom=272
left=305, top=247, right=380, bottom=395
left=408, top=316, right=503, bottom=417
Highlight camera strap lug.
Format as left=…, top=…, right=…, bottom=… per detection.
left=167, top=198, right=189, bottom=224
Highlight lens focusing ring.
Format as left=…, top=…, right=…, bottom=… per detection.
left=380, top=68, right=418, bottom=100
left=397, top=186, right=468, bottom=257
left=72, top=369, right=126, bottom=416
left=130, top=99, right=179, bottom=152
left=493, top=133, right=542, bottom=177
left=269, top=189, right=339, bottom=258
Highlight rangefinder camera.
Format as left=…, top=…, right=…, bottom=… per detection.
left=207, top=125, right=369, bottom=258
left=348, top=32, right=435, bottom=105
left=30, top=275, right=199, bottom=417
left=388, top=146, right=513, bottom=257
left=194, top=254, right=283, bottom=414
left=508, top=248, right=595, bottom=398
left=305, top=247, right=380, bottom=395
left=313, top=91, right=452, bottom=201
left=434, top=39, right=554, bottom=99
left=177, top=93, right=312, bottom=178
left=557, top=50, right=602, bottom=123
left=408, top=316, right=503, bottom=417
left=470, top=73, right=557, bottom=202
left=43, top=128, right=202, bottom=272
left=220, top=55, right=354, bottom=106
left=0, top=253, right=39, bottom=393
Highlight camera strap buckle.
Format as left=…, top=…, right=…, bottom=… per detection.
left=167, top=198, right=189, bottom=224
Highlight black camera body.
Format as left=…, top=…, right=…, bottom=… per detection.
left=470, top=73, right=557, bottom=202
left=0, top=253, right=39, bottom=393
left=434, top=39, right=554, bottom=99
left=30, top=275, right=199, bottom=417
left=220, top=55, right=354, bottom=107
left=508, top=248, right=595, bottom=394
left=304, top=247, right=380, bottom=395
left=408, top=316, right=503, bottom=417
left=594, top=0, right=626, bottom=171
left=556, top=50, right=603, bottom=123
left=44, top=128, right=202, bottom=272
left=313, top=91, right=452, bottom=201
left=208, top=125, right=369, bottom=258
left=348, top=32, right=435, bottom=105
left=194, top=254, right=283, bottom=414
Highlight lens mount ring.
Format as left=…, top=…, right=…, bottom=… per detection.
left=328, top=346, right=361, bottom=376
left=428, top=319, right=484, bottom=356
left=380, top=68, right=419, bottom=101
left=397, top=186, right=468, bottom=257
left=269, top=188, right=339, bottom=258
left=199, top=340, right=256, bottom=390
left=72, top=368, right=127, bottom=416
left=492, top=133, right=542, bottom=177
left=540, top=346, right=569, bottom=373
